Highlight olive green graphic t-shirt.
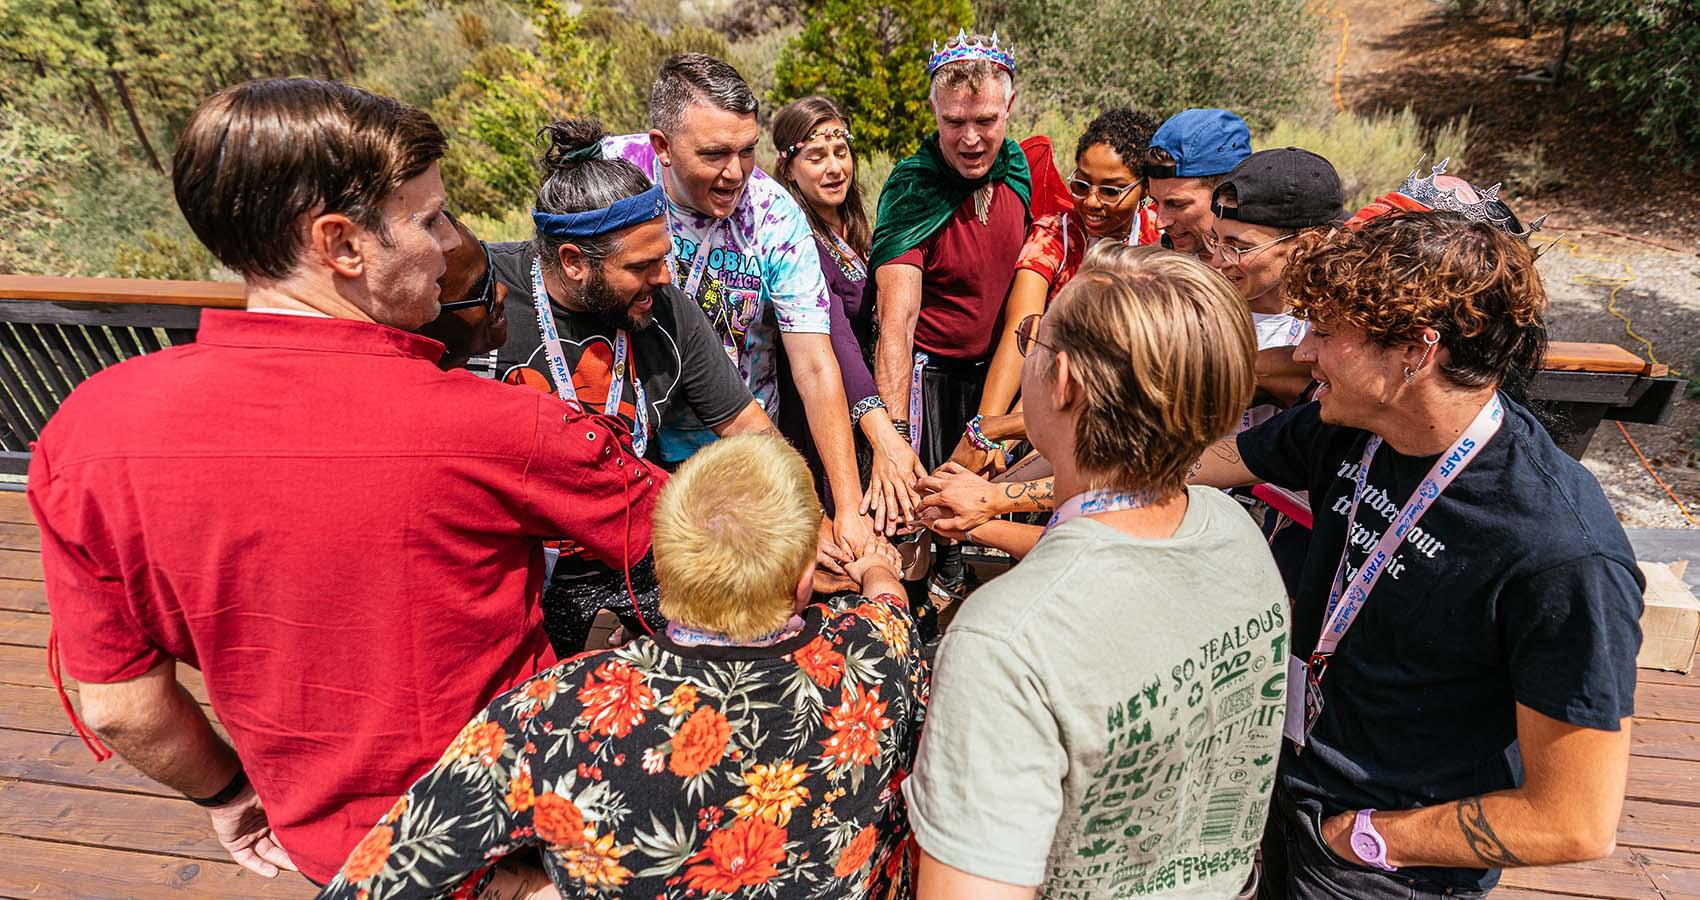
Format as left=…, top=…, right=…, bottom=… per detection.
left=904, top=486, right=1290, bottom=898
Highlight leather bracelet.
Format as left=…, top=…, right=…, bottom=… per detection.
left=189, top=767, right=249, bottom=807
left=890, top=418, right=912, bottom=439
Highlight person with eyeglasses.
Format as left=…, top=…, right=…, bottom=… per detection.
left=1204, top=147, right=1349, bottom=424
left=417, top=212, right=508, bottom=375
left=945, top=108, right=1161, bottom=476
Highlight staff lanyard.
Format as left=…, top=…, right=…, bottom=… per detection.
left=1291, top=393, right=1504, bottom=746
left=528, top=257, right=649, bottom=456
left=1045, top=488, right=1161, bottom=533
left=1314, top=393, right=1504, bottom=659
left=651, top=155, right=736, bottom=309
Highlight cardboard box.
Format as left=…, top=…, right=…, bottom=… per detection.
left=1637, top=560, right=1699, bottom=674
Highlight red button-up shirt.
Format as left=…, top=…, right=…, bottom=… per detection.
left=28, top=310, right=664, bottom=883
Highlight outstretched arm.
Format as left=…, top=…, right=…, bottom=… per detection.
left=874, top=263, right=924, bottom=417
left=1321, top=704, right=1628, bottom=869
left=1186, top=436, right=1259, bottom=488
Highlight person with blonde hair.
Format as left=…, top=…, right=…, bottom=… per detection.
left=906, top=254, right=1290, bottom=899
left=320, top=433, right=930, bottom=900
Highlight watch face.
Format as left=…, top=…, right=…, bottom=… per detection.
left=1351, top=831, right=1383, bottom=861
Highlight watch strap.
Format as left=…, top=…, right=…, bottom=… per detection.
left=189, top=767, right=249, bottom=807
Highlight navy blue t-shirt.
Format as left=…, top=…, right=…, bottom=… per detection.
left=1237, top=397, right=1642, bottom=892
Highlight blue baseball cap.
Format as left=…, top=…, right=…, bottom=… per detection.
left=1145, top=109, right=1252, bottom=179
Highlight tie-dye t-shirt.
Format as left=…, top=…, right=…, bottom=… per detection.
left=602, top=134, right=832, bottom=459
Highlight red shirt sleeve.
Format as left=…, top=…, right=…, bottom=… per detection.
left=1014, top=215, right=1066, bottom=283
left=28, top=443, right=169, bottom=683
left=519, top=395, right=669, bottom=568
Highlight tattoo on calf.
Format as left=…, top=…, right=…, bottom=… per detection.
left=1456, top=796, right=1526, bottom=867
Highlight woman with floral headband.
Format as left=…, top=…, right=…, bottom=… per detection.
left=772, top=96, right=928, bottom=539
left=948, top=107, right=1162, bottom=474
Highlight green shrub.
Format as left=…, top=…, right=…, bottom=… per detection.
left=112, top=230, right=220, bottom=281
left=981, top=0, right=1326, bottom=133
left=772, top=0, right=974, bottom=158
left=1575, top=0, right=1700, bottom=166
left=0, top=107, right=88, bottom=274
left=1261, top=107, right=1472, bottom=211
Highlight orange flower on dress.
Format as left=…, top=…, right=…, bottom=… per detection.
left=682, top=817, right=788, bottom=893
left=558, top=828, right=633, bottom=890
left=669, top=705, right=732, bottom=778
left=442, top=720, right=507, bottom=767
left=576, top=660, right=656, bottom=738
left=340, top=825, right=393, bottom=883
left=726, top=760, right=811, bottom=826
left=381, top=796, right=409, bottom=825
left=792, top=636, right=845, bottom=688
left=532, top=792, right=587, bottom=847
left=524, top=675, right=560, bottom=705
left=668, top=683, right=699, bottom=712
left=505, top=768, right=535, bottom=813
left=833, top=825, right=879, bottom=879
left=821, top=683, right=891, bottom=767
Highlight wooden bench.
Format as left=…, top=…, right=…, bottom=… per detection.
left=1529, top=342, right=1683, bottom=460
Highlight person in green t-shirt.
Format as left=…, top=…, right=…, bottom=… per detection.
left=905, top=251, right=1289, bottom=900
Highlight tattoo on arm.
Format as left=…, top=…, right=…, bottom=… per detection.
left=1456, top=796, right=1526, bottom=867
left=1210, top=441, right=1242, bottom=465
left=1001, top=478, right=1055, bottom=511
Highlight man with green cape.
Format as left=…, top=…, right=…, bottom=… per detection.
left=870, top=29, right=1056, bottom=620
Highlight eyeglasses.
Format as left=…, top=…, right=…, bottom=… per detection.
left=1066, top=172, right=1140, bottom=203
left=439, top=242, right=497, bottom=314
left=1201, top=231, right=1295, bottom=266
left=1015, top=314, right=1058, bottom=357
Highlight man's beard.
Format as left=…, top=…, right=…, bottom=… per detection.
left=578, top=265, right=657, bottom=332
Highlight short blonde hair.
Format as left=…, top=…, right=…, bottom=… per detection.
left=652, top=433, right=819, bottom=640
left=1044, top=253, right=1256, bottom=493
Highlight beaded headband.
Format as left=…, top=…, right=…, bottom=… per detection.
left=1397, top=157, right=1547, bottom=239
left=927, top=29, right=1016, bottom=77
left=777, top=127, right=853, bottom=161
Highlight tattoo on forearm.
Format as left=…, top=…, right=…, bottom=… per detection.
left=1210, top=441, right=1242, bottom=465
left=1001, top=478, right=1055, bottom=511
left=1456, top=796, right=1526, bottom=867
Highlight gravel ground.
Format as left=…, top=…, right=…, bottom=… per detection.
left=1533, top=234, right=1700, bottom=528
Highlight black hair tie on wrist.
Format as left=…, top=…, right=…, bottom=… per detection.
left=190, top=767, right=249, bottom=807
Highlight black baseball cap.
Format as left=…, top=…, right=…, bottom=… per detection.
left=1212, top=148, right=1348, bottom=229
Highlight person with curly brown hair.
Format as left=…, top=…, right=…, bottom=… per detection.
left=1189, top=211, right=1643, bottom=900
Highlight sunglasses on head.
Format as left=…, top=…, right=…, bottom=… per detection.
left=439, top=241, right=497, bottom=315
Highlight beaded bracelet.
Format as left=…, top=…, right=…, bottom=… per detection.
left=891, top=418, right=912, bottom=440
left=964, top=414, right=1001, bottom=452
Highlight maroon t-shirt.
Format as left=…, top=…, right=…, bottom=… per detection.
left=890, top=182, right=1028, bottom=362
left=29, top=310, right=666, bottom=883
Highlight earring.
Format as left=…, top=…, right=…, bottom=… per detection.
left=1403, top=367, right=1416, bottom=385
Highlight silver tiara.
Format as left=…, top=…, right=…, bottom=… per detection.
left=1396, top=157, right=1547, bottom=239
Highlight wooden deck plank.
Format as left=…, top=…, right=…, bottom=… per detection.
left=0, top=524, right=39, bottom=552
left=0, top=833, right=315, bottom=899
left=0, top=493, right=33, bottom=526
left=0, top=551, right=41, bottom=583
left=1631, top=719, right=1700, bottom=762
left=0, top=730, right=175, bottom=798
left=1636, top=681, right=1700, bottom=724
left=0, top=609, right=49, bottom=649
left=0, top=579, right=44, bottom=614
left=1626, top=754, right=1700, bottom=806
left=0, top=780, right=232, bottom=864
left=0, top=681, right=214, bottom=738
left=1617, top=797, right=1700, bottom=853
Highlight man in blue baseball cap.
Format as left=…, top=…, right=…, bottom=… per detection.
left=1143, top=108, right=1252, bottom=255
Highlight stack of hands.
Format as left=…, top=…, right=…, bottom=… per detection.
left=819, top=456, right=1009, bottom=593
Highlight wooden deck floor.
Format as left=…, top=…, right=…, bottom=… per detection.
left=0, top=489, right=1696, bottom=898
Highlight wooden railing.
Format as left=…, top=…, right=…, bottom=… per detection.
left=0, top=274, right=1684, bottom=477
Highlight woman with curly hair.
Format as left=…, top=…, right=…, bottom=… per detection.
left=1190, top=211, right=1642, bottom=900
left=947, top=107, right=1161, bottom=474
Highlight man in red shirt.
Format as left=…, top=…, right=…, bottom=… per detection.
left=869, top=31, right=1034, bottom=620
left=28, top=78, right=664, bottom=887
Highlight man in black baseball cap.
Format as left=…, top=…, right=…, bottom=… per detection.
left=1205, top=147, right=1347, bottom=355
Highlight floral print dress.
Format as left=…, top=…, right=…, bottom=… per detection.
left=318, top=591, right=929, bottom=900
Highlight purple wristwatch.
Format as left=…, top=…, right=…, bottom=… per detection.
left=1350, top=808, right=1397, bottom=871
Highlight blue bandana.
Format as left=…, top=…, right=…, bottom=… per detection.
left=531, top=184, right=667, bottom=239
